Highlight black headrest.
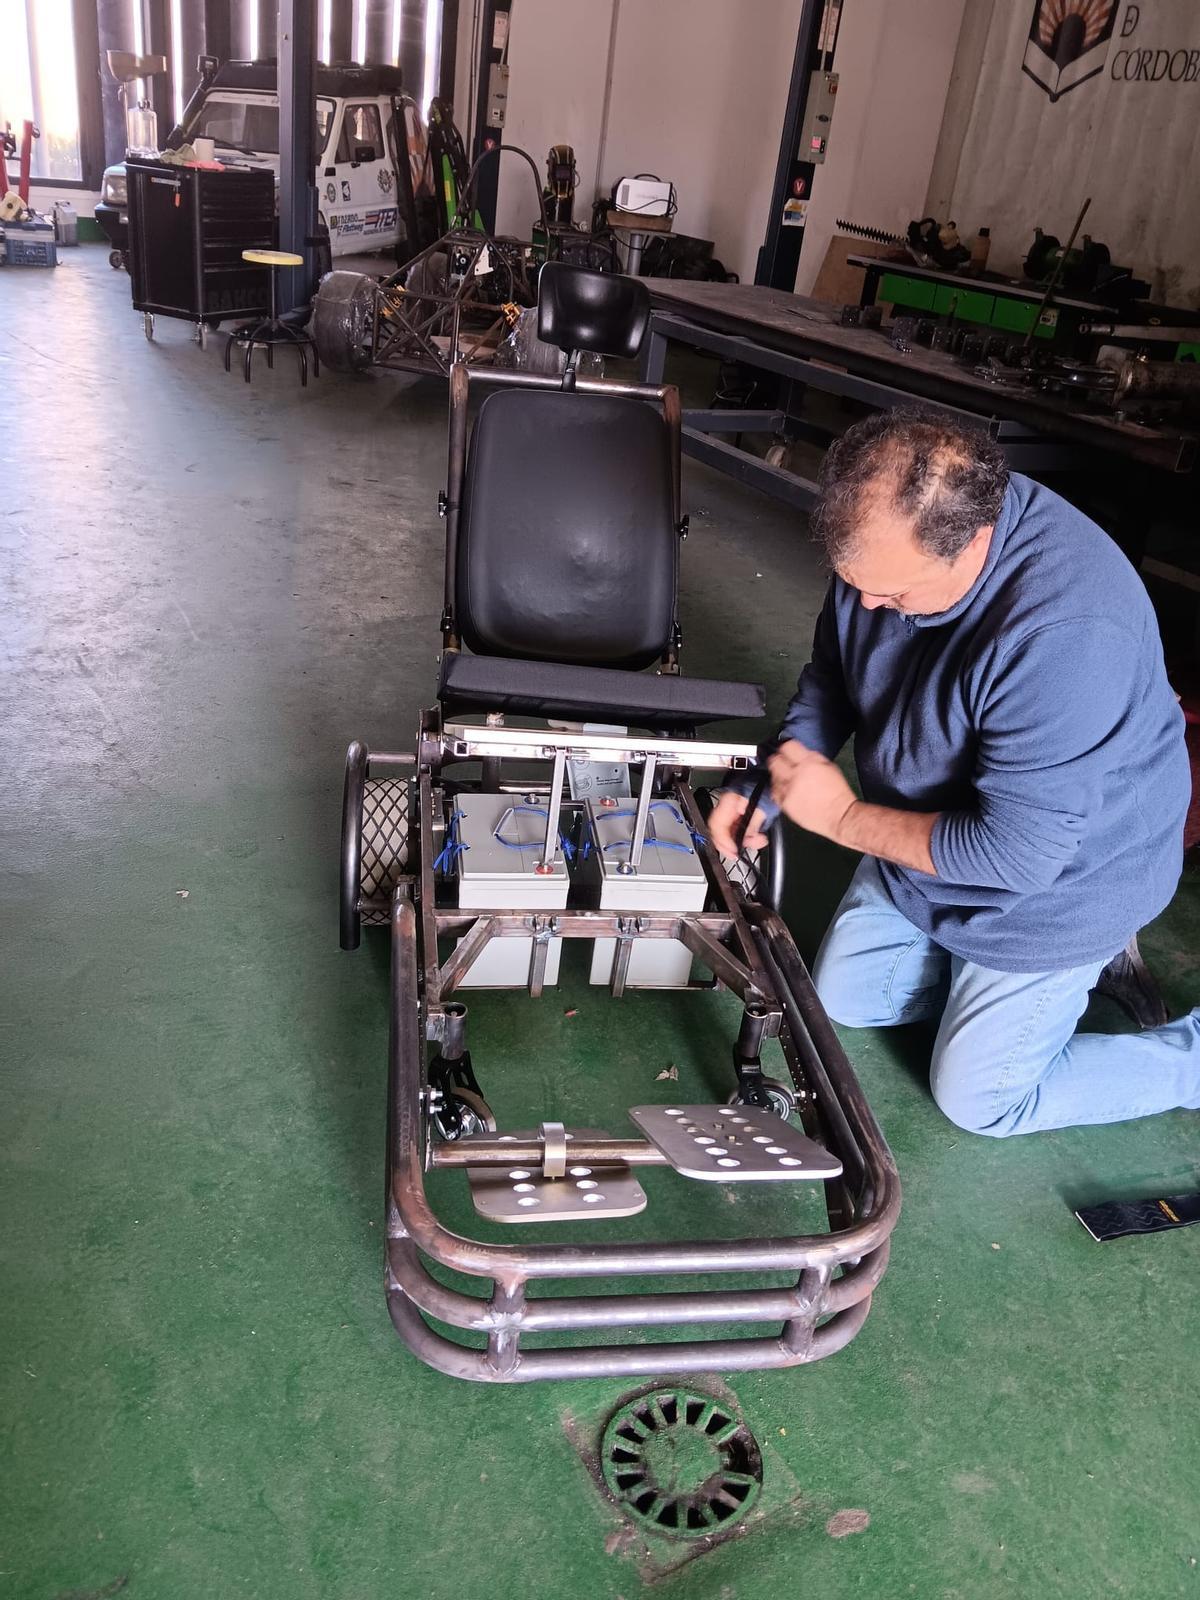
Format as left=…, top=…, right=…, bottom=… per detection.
left=537, top=262, right=650, bottom=359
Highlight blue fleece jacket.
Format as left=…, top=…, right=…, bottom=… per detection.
left=746, top=474, right=1189, bottom=973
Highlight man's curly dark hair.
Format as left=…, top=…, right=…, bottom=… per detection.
left=811, top=409, right=1009, bottom=567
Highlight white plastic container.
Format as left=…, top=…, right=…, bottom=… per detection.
left=126, top=102, right=159, bottom=158
left=453, top=795, right=568, bottom=988
left=584, top=798, right=707, bottom=988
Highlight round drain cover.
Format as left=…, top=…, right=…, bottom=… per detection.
left=600, top=1389, right=762, bottom=1538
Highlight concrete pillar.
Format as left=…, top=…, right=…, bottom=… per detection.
left=96, top=0, right=133, bottom=165
left=363, top=0, right=390, bottom=64
left=330, top=0, right=353, bottom=63
left=257, top=0, right=278, bottom=60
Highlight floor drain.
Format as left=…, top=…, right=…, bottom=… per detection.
left=600, top=1389, right=763, bottom=1539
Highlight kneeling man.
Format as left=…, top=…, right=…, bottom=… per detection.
left=710, top=411, right=1195, bottom=1137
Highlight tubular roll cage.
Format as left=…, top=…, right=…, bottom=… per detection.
left=343, top=718, right=900, bottom=1382
left=363, top=145, right=561, bottom=380
left=368, top=231, right=534, bottom=378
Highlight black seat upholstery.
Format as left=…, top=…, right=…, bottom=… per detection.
left=446, top=346, right=765, bottom=731
left=458, top=387, right=676, bottom=669
left=537, top=262, right=650, bottom=358
left=439, top=652, right=765, bottom=729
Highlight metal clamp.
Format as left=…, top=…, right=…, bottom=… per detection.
left=527, top=916, right=560, bottom=998
left=536, top=749, right=568, bottom=874
left=540, top=1121, right=568, bottom=1179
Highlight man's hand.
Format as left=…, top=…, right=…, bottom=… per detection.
left=768, top=738, right=939, bottom=874
left=708, top=788, right=768, bottom=857
left=767, top=740, right=857, bottom=842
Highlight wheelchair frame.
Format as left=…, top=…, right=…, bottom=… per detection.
left=339, top=354, right=900, bottom=1382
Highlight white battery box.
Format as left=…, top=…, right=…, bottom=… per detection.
left=583, top=798, right=707, bottom=988
left=452, top=795, right=569, bottom=988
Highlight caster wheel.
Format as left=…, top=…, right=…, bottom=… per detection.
left=108, top=249, right=124, bottom=269
left=433, top=1087, right=496, bottom=1140
left=729, top=1077, right=795, bottom=1120
left=143, top=312, right=155, bottom=341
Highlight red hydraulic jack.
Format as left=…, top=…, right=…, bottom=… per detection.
left=2, top=119, right=38, bottom=202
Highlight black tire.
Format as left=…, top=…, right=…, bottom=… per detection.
left=696, top=787, right=786, bottom=911
left=360, top=777, right=412, bottom=926
left=108, top=248, right=124, bottom=269
left=433, top=1087, right=496, bottom=1140
left=729, top=1077, right=796, bottom=1120
left=311, top=269, right=377, bottom=373
left=340, top=745, right=413, bottom=950
left=402, top=250, right=450, bottom=333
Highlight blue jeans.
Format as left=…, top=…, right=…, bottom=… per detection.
left=813, top=857, right=1200, bottom=1137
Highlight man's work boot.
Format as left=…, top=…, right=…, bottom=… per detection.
left=1093, top=935, right=1171, bottom=1030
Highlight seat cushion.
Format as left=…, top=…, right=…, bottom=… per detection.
left=439, top=652, right=765, bottom=729
left=457, top=388, right=676, bottom=670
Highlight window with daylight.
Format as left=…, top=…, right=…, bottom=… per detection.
left=336, top=104, right=384, bottom=165
left=0, top=0, right=82, bottom=181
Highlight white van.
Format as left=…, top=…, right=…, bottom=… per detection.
left=96, top=58, right=432, bottom=265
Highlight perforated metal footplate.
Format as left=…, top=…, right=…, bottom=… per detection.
left=466, top=1129, right=648, bottom=1223
left=629, top=1104, right=842, bottom=1181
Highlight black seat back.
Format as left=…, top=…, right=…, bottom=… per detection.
left=456, top=387, right=676, bottom=669
left=537, top=262, right=650, bottom=358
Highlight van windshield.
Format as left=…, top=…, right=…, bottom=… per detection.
left=192, top=98, right=279, bottom=155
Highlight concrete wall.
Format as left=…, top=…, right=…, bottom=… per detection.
left=476, top=0, right=966, bottom=292
left=489, top=0, right=798, bottom=284
left=597, top=0, right=799, bottom=284
left=794, top=0, right=968, bottom=295
left=491, top=0, right=616, bottom=244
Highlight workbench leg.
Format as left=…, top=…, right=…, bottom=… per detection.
left=640, top=326, right=668, bottom=385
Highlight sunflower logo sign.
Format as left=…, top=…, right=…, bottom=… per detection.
left=1022, top=0, right=1120, bottom=100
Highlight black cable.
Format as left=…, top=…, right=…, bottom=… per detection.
left=735, top=771, right=770, bottom=861
left=457, top=142, right=549, bottom=243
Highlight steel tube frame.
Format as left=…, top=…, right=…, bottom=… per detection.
left=375, top=713, right=900, bottom=1380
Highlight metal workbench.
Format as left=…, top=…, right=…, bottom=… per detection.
left=639, top=280, right=1196, bottom=512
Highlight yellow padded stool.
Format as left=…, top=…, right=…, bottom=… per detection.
left=224, top=249, right=320, bottom=386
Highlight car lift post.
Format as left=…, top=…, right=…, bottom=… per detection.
left=278, top=0, right=318, bottom=314
left=755, top=0, right=835, bottom=291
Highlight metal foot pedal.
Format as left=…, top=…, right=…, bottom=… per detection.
left=629, top=1104, right=842, bottom=1181
left=466, top=1127, right=648, bottom=1223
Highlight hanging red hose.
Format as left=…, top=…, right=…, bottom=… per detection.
left=18, top=120, right=37, bottom=203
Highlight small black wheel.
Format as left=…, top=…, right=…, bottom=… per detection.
left=729, top=1077, right=796, bottom=1120
left=108, top=248, right=124, bottom=269
left=340, top=745, right=413, bottom=950
left=360, top=777, right=411, bottom=924
left=433, top=1087, right=496, bottom=1140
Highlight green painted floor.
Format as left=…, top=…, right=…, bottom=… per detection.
left=3, top=248, right=1199, bottom=1600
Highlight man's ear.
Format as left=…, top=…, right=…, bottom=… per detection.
left=968, top=524, right=994, bottom=556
